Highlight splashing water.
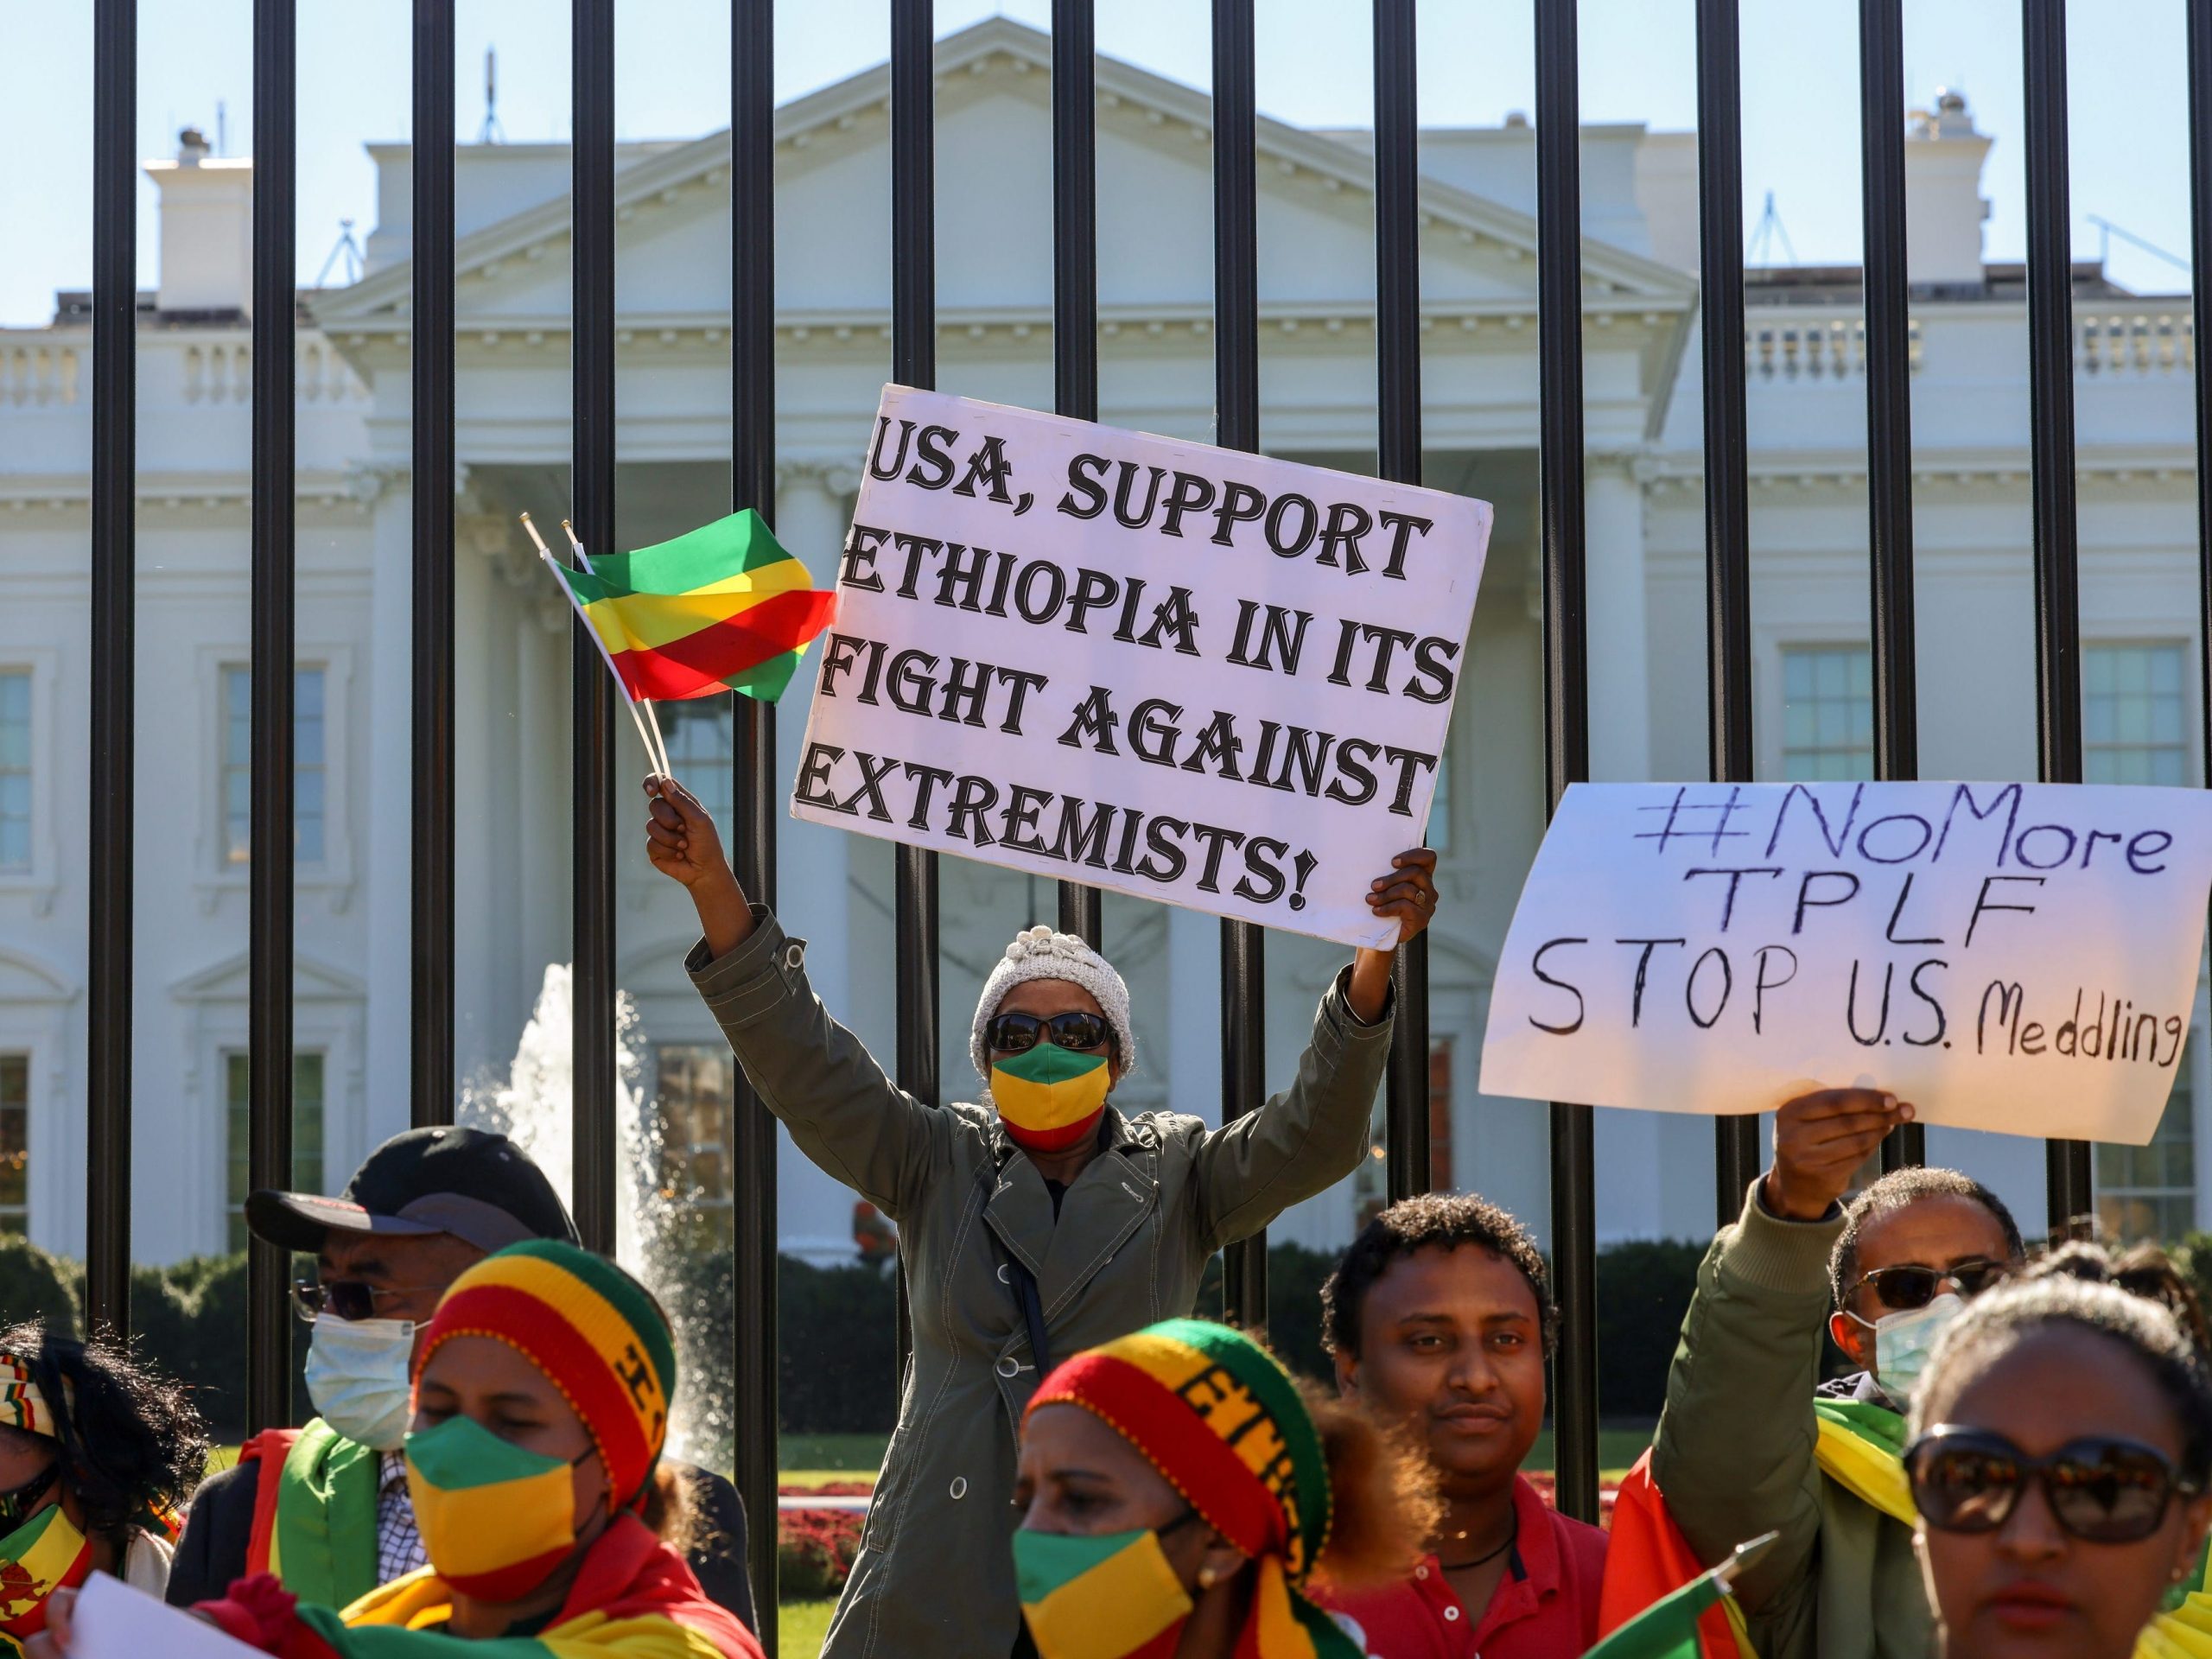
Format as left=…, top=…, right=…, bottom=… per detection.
left=459, top=963, right=729, bottom=1470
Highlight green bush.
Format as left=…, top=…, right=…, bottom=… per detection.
left=1592, top=1238, right=1706, bottom=1417
left=0, top=1236, right=81, bottom=1331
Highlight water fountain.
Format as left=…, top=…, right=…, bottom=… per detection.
left=458, top=963, right=731, bottom=1471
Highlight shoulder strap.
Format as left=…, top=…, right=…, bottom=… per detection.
left=272, top=1421, right=385, bottom=1610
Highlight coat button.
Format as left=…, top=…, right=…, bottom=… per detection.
left=784, top=942, right=805, bottom=972
left=996, top=1263, right=1012, bottom=1284
left=950, top=1478, right=968, bottom=1499
left=996, top=1355, right=1020, bottom=1378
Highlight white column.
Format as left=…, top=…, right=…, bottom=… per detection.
left=1166, top=908, right=1219, bottom=1125
left=362, top=477, right=415, bottom=1160
left=772, top=463, right=861, bottom=1260
left=1585, top=459, right=1651, bottom=783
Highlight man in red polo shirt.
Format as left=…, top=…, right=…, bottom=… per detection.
left=1317, top=1193, right=1607, bottom=1659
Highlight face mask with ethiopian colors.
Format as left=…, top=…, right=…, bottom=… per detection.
left=1015, top=1526, right=1194, bottom=1659
left=990, top=1044, right=1112, bottom=1153
left=404, top=1414, right=600, bottom=1600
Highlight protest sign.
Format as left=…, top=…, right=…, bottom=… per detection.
left=70, top=1572, right=262, bottom=1658
left=1478, top=780, right=2212, bottom=1143
left=791, top=385, right=1492, bottom=949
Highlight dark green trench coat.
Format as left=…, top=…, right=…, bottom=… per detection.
left=687, top=906, right=1394, bottom=1659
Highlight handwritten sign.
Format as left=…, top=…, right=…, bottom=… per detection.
left=1478, top=781, right=2212, bottom=1143
left=791, top=386, right=1492, bottom=949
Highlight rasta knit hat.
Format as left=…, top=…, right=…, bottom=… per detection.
left=970, top=925, right=1136, bottom=1089
left=415, top=1239, right=676, bottom=1508
left=1024, top=1319, right=1355, bottom=1659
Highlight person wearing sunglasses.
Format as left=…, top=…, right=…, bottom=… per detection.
left=0, top=1323, right=206, bottom=1635
left=642, top=773, right=1436, bottom=1659
left=163, top=1128, right=755, bottom=1633
left=1636, top=1089, right=2026, bottom=1659
left=1906, top=1257, right=2212, bottom=1659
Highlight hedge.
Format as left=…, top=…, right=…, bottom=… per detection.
left=0, top=1231, right=1712, bottom=1459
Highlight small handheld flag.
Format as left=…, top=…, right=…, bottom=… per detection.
left=524, top=508, right=836, bottom=782
left=1584, top=1533, right=1776, bottom=1659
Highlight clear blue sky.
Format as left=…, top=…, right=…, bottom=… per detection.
left=0, top=0, right=2196, bottom=328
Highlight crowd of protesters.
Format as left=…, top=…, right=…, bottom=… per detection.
left=2, top=772, right=2207, bottom=1659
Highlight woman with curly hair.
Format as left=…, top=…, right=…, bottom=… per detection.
left=0, top=1321, right=207, bottom=1643
left=1012, top=1318, right=1435, bottom=1659
left=1904, top=1244, right=2212, bottom=1659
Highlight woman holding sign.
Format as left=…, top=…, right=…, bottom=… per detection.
left=640, top=772, right=1437, bottom=1659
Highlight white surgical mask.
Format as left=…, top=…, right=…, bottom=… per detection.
left=302, top=1313, right=417, bottom=1452
left=1872, top=1293, right=1963, bottom=1406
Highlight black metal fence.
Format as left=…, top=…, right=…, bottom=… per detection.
left=73, top=1, right=2205, bottom=1651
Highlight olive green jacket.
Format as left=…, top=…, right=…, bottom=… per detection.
left=688, top=906, right=1393, bottom=1659
left=1651, top=1181, right=1929, bottom=1659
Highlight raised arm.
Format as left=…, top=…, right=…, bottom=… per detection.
left=1649, top=1090, right=1912, bottom=1629
left=647, top=775, right=944, bottom=1220
left=1194, top=849, right=1435, bottom=1250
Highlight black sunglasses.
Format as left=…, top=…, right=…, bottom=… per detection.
left=292, top=1279, right=440, bottom=1323
left=1853, top=1259, right=2011, bottom=1313
left=0, top=1459, right=59, bottom=1531
left=985, top=1010, right=1113, bottom=1058
left=1907, top=1427, right=2201, bottom=1543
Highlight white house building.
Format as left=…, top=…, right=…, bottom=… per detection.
left=3, top=21, right=2202, bottom=1271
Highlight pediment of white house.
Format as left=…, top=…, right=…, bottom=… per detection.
left=169, top=950, right=367, bottom=1007
left=312, top=17, right=1693, bottom=442
left=0, top=947, right=73, bottom=1005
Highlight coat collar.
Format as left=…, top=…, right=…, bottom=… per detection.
left=982, top=1109, right=1159, bottom=1316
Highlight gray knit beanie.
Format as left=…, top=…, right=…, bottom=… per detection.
left=969, top=925, right=1137, bottom=1088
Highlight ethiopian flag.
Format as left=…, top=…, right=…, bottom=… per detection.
left=1588, top=1535, right=1771, bottom=1659
left=550, top=510, right=835, bottom=703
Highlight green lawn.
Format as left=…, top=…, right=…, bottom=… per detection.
left=778, top=1432, right=891, bottom=1485
left=779, top=1599, right=837, bottom=1658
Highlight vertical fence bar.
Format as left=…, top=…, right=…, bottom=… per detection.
left=571, top=0, right=618, bottom=1254
left=1859, top=0, right=1925, bottom=1173
left=86, top=0, right=137, bottom=1338
left=247, top=0, right=298, bottom=1432
left=1534, top=0, right=1600, bottom=1526
left=1211, top=0, right=1267, bottom=1333
left=1052, top=0, right=1103, bottom=949
left=1694, top=0, right=1762, bottom=1224
left=2192, top=3, right=2212, bottom=904
left=2021, top=0, right=2091, bottom=1232
left=891, top=0, right=937, bottom=1376
left=1374, top=0, right=1431, bottom=1205
left=411, top=0, right=456, bottom=1129
left=730, top=2, right=779, bottom=1649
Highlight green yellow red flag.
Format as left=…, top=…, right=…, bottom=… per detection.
left=543, top=509, right=835, bottom=704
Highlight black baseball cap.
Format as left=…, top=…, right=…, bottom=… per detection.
left=245, top=1126, right=581, bottom=1256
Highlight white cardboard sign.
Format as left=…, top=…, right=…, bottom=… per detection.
left=69, top=1572, right=264, bottom=1658
left=1478, top=781, right=2212, bottom=1144
left=791, top=386, right=1492, bottom=949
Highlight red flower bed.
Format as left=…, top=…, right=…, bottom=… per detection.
left=779, top=1506, right=867, bottom=1600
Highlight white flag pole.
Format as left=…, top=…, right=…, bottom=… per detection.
left=641, top=697, right=674, bottom=785
left=522, top=512, right=659, bottom=772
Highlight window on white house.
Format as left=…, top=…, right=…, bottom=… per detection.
left=1780, top=646, right=1873, bottom=780
left=223, top=666, right=327, bottom=866
left=0, top=671, right=29, bottom=871
left=2097, top=1044, right=2196, bottom=1243
left=226, top=1051, right=326, bottom=1253
left=654, top=1044, right=734, bottom=1246
left=2083, top=644, right=2190, bottom=786
left=659, top=702, right=734, bottom=827
left=0, top=1054, right=26, bottom=1235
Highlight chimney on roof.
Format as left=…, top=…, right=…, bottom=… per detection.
left=1903, top=86, right=1992, bottom=286
left=149, top=124, right=253, bottom=315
